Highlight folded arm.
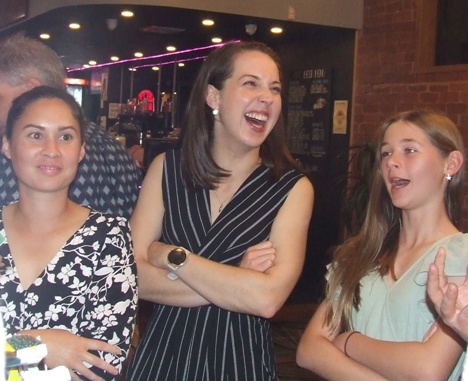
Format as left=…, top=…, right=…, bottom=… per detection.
left=296, top=302, right=389, bottom=381
left=131, top=153, right=314, bottom=317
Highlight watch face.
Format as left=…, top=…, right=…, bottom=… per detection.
left=169, top=248, right=186, bottom=266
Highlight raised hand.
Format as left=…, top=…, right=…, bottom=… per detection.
left=427, top=247, right=468, bottom=341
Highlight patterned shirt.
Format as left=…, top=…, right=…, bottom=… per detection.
left=0, top=209, right=138, bottom=381
left=0, top=122, right=141, bottom=219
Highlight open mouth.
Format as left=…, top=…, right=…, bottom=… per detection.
left=245, top=112, right=268, bottom=128
left=391, top=177, right=410, bottom=189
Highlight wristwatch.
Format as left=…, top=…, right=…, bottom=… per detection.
left=167, top=247, right=189, bottom=280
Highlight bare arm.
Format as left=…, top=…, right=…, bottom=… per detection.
left=130, top=154, right=210, bottom=306
left=296, top=302, right=389, bottom=381
left=333, top=322, right=464, bottom=381
left=131, top=154, right=283, bottom=309
left=146, top=175, right=313, bottom=318
left=131, top=152, right=313, bottom=316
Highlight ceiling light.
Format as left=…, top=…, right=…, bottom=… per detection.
left=69, top=23, right=81, bottom=30
left=152, top=66, right=160, bottom=71
left=83, top=64, right=90, bottom=68
left=110, top=56, right=119, bottom=61
left=129, top=68, right=137, bottom=71
left=202, top=19, right=214, bottom=26
left=178, top=63, right=185, bottom=67
left=271, top=27, right=283, bottom=34
left=89, top=60, right=97, bottom=65
left=211, top=37, right=222, bottom=43
left=134, top=52, right=143, bottom=58
left=166, top=46, right=176, bottom=52
left=121, top=10, right=134, bottom=17
left=39, top=33, right=50, bottom=40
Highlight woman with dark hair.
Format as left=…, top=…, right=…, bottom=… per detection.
left=0, top=86, right=138, bottom=381
left=126, top=41, right=314, bottom=380
left=297, top=110, right=467, bottom=380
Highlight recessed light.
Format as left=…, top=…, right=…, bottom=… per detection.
left=211, top=37, right=222, bottom=43
left=39, top=33, right=50, bottom=40
left=69, top=23, right=80, bottom=30
left=110, top=56, right=119, bottom=61
left=202, top=19, right=214, bottom=26
left=129, top=68, right=137, bottom=71
left=134, top=52, right=143, bottom=58
left=271, top=27, right=283, bottom=34
left=152, top=66, right=160, bottom=71
left=83, top=64, right=90, bottom=68
left=89, top=60, right=97, bottom=65
left=178, top=63, right=185, bottom=67
left=166, top=46, right=176, bottom=52
left=121, top=10, right=134, bottom=17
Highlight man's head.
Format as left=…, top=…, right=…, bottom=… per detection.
left=0, top=33, right=66, bottom=137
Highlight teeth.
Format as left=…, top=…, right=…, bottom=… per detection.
left=245, top=112, right=267, bottom=122
left=391, top=178, right=410, bottom=187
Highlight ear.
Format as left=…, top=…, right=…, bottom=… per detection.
left=2, top=136, right=11, bottom=160
left=445, top=150, right=464, bottom=177
left=78, top=143, right=86, bottom=163
left=205, top=84, right=220, bottom=110
left=25, top=77, right=41, bottom=89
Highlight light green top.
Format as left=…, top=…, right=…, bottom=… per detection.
left=350, top=232, right=468, bottom=381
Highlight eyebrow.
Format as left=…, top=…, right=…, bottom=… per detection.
left=381, top=138, right=418, bottom=147
left=23, top=124, right=78, bottom=132
left=238, top=74, right=282, bottom=86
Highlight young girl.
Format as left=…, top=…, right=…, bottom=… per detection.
left=297, top=110, right=467, bottom=380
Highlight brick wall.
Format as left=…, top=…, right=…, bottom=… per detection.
left=352, top=0, right=468, bottom=229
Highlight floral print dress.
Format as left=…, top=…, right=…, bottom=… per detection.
left=0, top=208, right=138, bottom=380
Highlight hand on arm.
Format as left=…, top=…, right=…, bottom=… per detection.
left=21, top=329, right=120, bottom=381
left=428, top=247, right=468, bottom=342
left=171, top=176, right=314, bottom=317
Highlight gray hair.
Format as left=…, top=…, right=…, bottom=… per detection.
left=0, top=33, right=66, bottom=90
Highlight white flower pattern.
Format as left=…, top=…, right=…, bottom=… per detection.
left=0, top=209, right=138, bottom=381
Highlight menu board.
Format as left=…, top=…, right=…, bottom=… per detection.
left=286, top=68, right=331, bottom=175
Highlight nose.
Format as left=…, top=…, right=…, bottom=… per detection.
left=385, top=153, right=400, bottom=170
left=258, top=86, right=274, bottom=104
left=42, top=137, right=60, bottom=158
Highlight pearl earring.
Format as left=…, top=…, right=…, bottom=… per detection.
left=212, top=108, right=219, bottom=116
left=445, top=173, right=453, bottom=181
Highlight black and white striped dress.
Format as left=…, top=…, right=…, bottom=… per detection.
left=127, top=149, right=303, bottom=381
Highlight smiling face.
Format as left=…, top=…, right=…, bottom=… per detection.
left=207, top=50, right=282, bottom=151
left=2, top=97, right=85, bottom=195
left=379, top=120, right=449, bottom=211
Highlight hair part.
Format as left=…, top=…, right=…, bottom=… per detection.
left=325, top=110, right=466, bottom=332
left=6, top=86, right=86, bottom=143
left=0, top=33, right=66, bottom=90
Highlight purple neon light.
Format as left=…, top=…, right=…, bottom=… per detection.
left=134, top=55, right=207, bottom=70
left=68, top=40, right=240, bottom=72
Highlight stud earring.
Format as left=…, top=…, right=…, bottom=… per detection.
left=212, top=108, right=219, bottom=116
left=445, top=173, right=453, bottom=181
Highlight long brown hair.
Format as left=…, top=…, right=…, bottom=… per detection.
left=325, top=110, right=466, bottom=331
left=179, top=41, right=298, bottom=190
